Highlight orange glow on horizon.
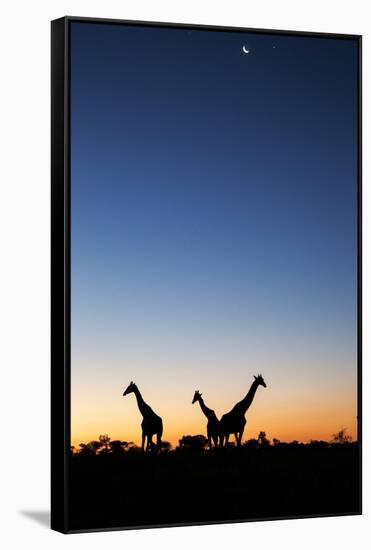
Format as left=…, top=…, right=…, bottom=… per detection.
left=71, top=376, right=357, bottom=448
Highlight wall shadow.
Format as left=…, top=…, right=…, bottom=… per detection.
left=20, top=510, right=50, bottom=528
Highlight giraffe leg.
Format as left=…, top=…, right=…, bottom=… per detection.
left=156, top=432, right=162, bottom=452
left=207, top=429, right=212, bottom=450
left=141, top=432, right=146, bottom=452
left=146, top=435, right=153, bottom=452
left=234, top=433, right=239, bottom=446
left=225, top=434, right=230, bottom=446
left=238, top=427, right=245, bottom=447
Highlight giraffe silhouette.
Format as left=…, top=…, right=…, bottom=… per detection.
left=192, top=390, right=220, bottom=449
left=123, top=382, right=163, bottom=452
left=220, top=374, right=267, bottom=447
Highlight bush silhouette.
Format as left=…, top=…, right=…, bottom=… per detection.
left=258, top=431, right=270, bottom=448
left=332, top=428, right=352, bottom=444
left=97, top=434, right=111, bottom=454
left=178, top=435, right=208, bottom=451
left=78, top=440, right=102, bottom=456
left=160, top=441, right=172, bottom=453
left=244, top=438, right=259, bottom=449
left=109, top=440, right=129, bottom=455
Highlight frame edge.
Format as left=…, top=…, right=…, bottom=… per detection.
left=51, top=16, right=70, bottom=534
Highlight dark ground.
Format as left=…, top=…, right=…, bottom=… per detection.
left=69, top=443, right=360, bottom=531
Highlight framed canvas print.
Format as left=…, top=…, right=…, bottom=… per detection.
left=51, top=16, right=362, bottom=533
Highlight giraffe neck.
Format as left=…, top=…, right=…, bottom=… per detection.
left=238, top=381, right=259, bottom=414
left=198, top=397, right=214, bottom=420
left=133, top=386, right=149, bottom=417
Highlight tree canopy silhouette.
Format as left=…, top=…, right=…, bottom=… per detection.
left=332, top=428, right=352, bottom=444
left=178, top=435, right=208, bottom=451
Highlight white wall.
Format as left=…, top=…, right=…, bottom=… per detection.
left=0, top=0, right=369, bottom=548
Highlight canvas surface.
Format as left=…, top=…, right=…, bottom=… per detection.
left=68, top=20, right=360, bottom=531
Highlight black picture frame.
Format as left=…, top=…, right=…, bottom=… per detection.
left=51, top=16, right=362, bottom=534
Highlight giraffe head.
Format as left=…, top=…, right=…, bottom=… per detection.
left=123, top=381, right=136, bottom=396
left=254, top=374, right=267, bottom=388
left=192, top=390, right=202, bottom=404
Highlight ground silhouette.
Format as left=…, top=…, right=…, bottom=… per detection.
left=69, top=431, right=360, bottom=531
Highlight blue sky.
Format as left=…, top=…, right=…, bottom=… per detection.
left=70, top=22, right=358, bottom=444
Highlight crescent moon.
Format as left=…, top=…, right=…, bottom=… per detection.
left=242, top=45, right=250, bottom=54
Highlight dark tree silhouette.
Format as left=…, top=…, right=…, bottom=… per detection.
left=178, top=435, right=208, bottom=451
left=99, top=434, right=111, bottom=454
left=332, top=428, right=352, bottom=444
left=126, top=443, right=141, bottom=454
left=244, top=438, right=259, bottom=449
left=109, top=440, right=129, bottom=455
left=258, top=431, right=270, bottom=448
left=160, top=441, right=172, bottom=453
left=78, top=440, right=102, bottom=456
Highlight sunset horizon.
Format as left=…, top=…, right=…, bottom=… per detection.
left=71, top=371, right=357, bottom=448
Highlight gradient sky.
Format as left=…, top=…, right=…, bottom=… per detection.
left=70, top=22, right=358, bottom=447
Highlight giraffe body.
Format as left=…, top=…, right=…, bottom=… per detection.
left=192, top=390, right=219, bottom=449
left=220, top=375, right=267, bottom=447
left=123, top=382, right=163, bottom=452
